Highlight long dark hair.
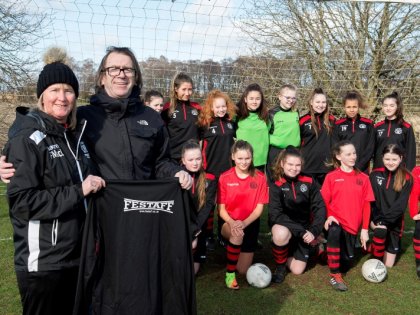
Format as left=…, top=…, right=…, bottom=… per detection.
left=382, top=91, right=404, bottom=124
left=382, top=144, right=411, bottom=192
left=236, top=83, right=269, bottom=123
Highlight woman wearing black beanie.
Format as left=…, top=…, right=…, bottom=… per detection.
left=3, top=49, right=105, bottom=315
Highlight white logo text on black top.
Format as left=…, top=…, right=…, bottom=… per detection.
left=123, top=198, right=175, bottom=214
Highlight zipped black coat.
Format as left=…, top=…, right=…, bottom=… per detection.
left=5, top=107, right=93, bottom=272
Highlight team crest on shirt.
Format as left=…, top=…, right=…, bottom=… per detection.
left=209, top=126, right=217, bottom=134
left=300, top=184, right=308, bottom=192
left=191, top=109, right=199, bottom=116
left=341, top=125, right=348, bottom=132
left=359, top=124, right=366, bottom=129
left=227, top=123, right=233, bottom=129
left=395, top=128, right=402, bottom=135
left=250, top=182, right=258, bottom=189
left=377, top=129, right=385, bottom=137
left=305, top=122, right=312, bottom=130
left=376, top=176, right=385, bottom=186
left=356, top=179, right=363, bottom=186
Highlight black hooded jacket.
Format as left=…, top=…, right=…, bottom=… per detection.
left=77, top=87, right=181, bottom=180
left=5, top=107, right=94, bottom=272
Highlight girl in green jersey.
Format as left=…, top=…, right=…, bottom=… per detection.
left=236, top=83, right=270, bottom=171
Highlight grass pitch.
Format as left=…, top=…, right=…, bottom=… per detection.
left=1, top=183, right=419, bottom=315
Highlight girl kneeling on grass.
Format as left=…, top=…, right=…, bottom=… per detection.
left=409, top=166, right=420, bottom=278
left=181, top=140, right=217, bottom=275
left=321, top=140, right=375, bottom=292
left=369, top=144, right=412, bottom=268
left=269, top=146, right=326, bottom=284
left=218, top=140, right=269, bottom=289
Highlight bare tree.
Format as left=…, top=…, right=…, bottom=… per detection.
left=0, top=1, right=48, bottom=91
left=236, top=0, right=419, bottom=115
left=0, top=1, right=48, bottom=148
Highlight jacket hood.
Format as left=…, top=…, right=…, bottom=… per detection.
left=90, top=86, right=142, bottom=118
left=8, top=106, right=66, bottom=139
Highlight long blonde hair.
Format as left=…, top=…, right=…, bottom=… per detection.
left=307, top=88, right=333, bottom=138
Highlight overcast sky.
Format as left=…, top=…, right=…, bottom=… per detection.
left=25, top=0, right=251, bottom=64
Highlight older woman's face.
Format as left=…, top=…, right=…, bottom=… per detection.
left=42, top=83, right=76, bottom=124
left=101, top=52, right=136, bottom=99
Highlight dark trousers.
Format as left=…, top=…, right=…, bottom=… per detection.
left=16, top=268, right=78, bottom=315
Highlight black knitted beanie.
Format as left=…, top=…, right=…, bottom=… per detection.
left=37, top=62, right=79, bottom=98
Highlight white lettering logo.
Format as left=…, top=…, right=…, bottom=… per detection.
left=377, top=129, right=384, bottom=137
left=341, top=125, right=348, bottom=132
left=48, top=144, right=64, bottom=159
left=227, top=123, right=233, bottom=129
left=123, top=198, right=175, bottom=214
left=334, top=179, right=344, bottom=182
left=227, top=183, right=239, bottom=186
left=171, top=110, right=179, bottom=119
left=137, top=120, right=149, bottom=126
left=395, top=128, right=402, bottom=135
left=80, top=141, right=90, bottom=159
left=191, top=109, right=198, bottom=116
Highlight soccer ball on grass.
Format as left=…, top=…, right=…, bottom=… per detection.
left=361, top=259, right=387, bottom=283
left=246, top=263, right=272, bottom=288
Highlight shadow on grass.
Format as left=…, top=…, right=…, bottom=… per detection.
left=195, top=231, right=293, bottom=315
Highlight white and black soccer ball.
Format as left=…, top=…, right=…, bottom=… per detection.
left=361, top=259, right=387, bottom=283
left=246, top=263, right=272, bottom=288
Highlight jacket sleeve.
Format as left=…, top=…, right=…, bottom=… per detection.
left=195, top=177, right=217, bottom=228
left=268, top=183, right=305, bottom=234
left=331, top=123, right=340, bottom=146
left=382, top=180, right=413, bottom=225
left=154, top=125, right=183, bottom=178
left=356, top=123, right=375, bottom=171
left=6, top=136, right=85, bottom=221
left=308, top=182, right=327, bottom=237
left=404, top=126, right=416, bottom=171
left=369, top=173, right=381, bottom=222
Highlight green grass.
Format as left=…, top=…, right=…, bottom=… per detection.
left=1, top=183, right=419, bottom=315
left=0, top=184, right=21, bottom=315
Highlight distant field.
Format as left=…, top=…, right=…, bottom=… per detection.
left=1, top=183, right=419, bottom=314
